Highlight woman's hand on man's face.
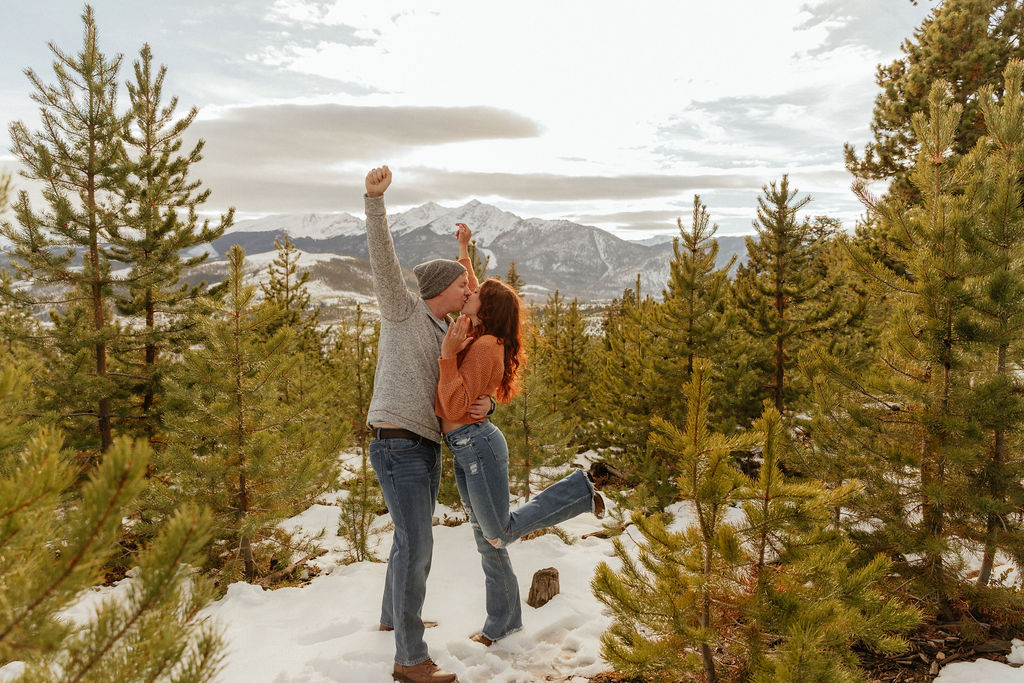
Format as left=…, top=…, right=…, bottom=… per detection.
left=441, top=314, right=473, bottom=359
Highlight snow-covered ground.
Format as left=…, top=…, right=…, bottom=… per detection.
left=216, top=450, right=1024, bottom=683
left=215, top=506, right=612, bottom=682
left=3, top=451, right=1021, bottom=683
left=221, top=451, right=617, bottom=682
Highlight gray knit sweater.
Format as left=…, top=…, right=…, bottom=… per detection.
left=364, top=194, right=448, bottom=443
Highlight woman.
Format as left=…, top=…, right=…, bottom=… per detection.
left=436, top=223, right=604, bottom=647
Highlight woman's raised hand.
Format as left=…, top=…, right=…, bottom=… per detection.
left=456, top=223, right=472, bottom=261
left=441, top=314, right=474, bottom=359
left=365, top=166, right=392, bottom=197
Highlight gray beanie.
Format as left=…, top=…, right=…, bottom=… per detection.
left=413, top=259, right=467, bottom=299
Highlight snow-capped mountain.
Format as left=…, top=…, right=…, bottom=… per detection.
left=231, top=200, right=525, bottom=245
left=0, top=202, right=747, bottom=316
left=216, top=201, right=747, bottom=300
left=226, top=212, right=366, bottom=239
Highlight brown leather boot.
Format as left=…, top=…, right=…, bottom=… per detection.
left=379, top=620, right=438, bottom=632
left=593, top=491, right=606, bottom=519
left=470, top=632, right=493, bottom=647
left=392, top=658, right=457, bottom=683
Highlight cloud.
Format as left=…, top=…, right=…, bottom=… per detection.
left=190, top=103, right=540, bottom=170
left=566, top=209, right=688, bottom=234
left=407, top=169, right=768, bottom=202
left=2, top=1, right=913, bottom=241
left=182, top=104, right=800, bottom=213
left=1, top=1, right=379, bottom=117
left=175, top=163, right=776, bottom=216
left=799, top=0, right=932, bottom=56
left=265, top=0, right=337, bottom=27
left=659, top=89, right=850, bottom=167
left=654, top=65, right=905, bottom=175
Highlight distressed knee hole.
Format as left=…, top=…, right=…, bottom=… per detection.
left=486, top=537, right=504, bottom=548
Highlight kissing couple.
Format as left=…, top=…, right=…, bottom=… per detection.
left=362, top=166, right=604, bottom=683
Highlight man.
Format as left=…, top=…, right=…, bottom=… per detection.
left=364, top=165, right=488, bottom=683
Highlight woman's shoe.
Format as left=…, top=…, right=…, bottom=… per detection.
left=470, top=632, right=493, bottom=647
left=593, top=491, right=605, bottom=519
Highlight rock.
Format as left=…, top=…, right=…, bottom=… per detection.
left=973, top=638, right=1012, bottom=654
left=526, top=567, right=560, bottom=608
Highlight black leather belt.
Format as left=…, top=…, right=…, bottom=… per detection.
left=373, top=427, right=425, bottom=442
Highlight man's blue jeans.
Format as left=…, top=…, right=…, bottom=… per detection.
left=369, top=435, right=441, bottom=667
left=443, top=420, right=595, bottom=641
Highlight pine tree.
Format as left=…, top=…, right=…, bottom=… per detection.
left=739, top=408, right=919, bottom=682
left=260, top=235, right=318, bottom=344
left=734, top=176, right=841, bottom=415
left=466, top=237, right=489, bottom=281
left=818, top=82, right=981, bottom=619
left=535, top=291, right=594, bottom=423
left=0, top=348, right=40, bottom=474
left=652, top=195, right=736, bottom=426
left=107, top=43, right=232, bottom=437
left=0, top=363, right=225, bottom=682
left=0, top=175, right=46, bottom=471
left=336, top=450, right=386, bottom=564
left=533, top=292, right=594, bottom=448
left=845, top=0, right=1024, bottom=201
left=160, top=246, right=341, bottom=585
left=503, top=260, right=524, bottom=293
left=592, top=276, right=666, bottom=505
left=493, top=345, right=572, bottom=500
left=592, top=359, right=757, bottom=682
left=958, top=60, right=1024, bottom=588
left=328, top=304, right=384, bottom=562
left=592, top=361, right=919, bottom=682
left=0, top=268, right=41, bottom=357
left=257, top=235, right=330, bottom=421
left=328, top=303, right=378, bottom=448
left=810, top=225, right=881, bottom=371
left=1, top=7, right=125, bottom=451
left=554, top=297, right=594, bottom=446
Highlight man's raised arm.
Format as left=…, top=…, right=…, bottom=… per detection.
left=364, top=166, right=414, bottom=321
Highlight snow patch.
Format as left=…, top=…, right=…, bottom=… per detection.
left=936, top=656, right=1024, bottom=682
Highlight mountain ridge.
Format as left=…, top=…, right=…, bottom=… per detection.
left=0, top=201, right=749, bottom=309
left=216, top=201, right=747, bottom=300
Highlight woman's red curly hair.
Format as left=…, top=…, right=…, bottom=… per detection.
left=475, top=278, right=525, bottom=403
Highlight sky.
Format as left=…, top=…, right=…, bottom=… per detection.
left=0, top=1, right=934, bottom=239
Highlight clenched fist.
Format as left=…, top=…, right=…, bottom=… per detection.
left=365, top=166, right=392, bottom=197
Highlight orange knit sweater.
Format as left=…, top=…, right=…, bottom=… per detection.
left=434, top=256, right=504, bottom=425
left=435, top=335, right=504, bottom=424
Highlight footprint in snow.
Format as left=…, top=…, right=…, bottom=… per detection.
left=294, top=618, right=362, bottom=645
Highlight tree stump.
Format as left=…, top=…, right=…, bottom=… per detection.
left=588, top=461, right=625, bottom=488
left=526, top=567, right=559, bottom=608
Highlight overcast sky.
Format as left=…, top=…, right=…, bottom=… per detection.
left=0, top=1, right=933, bottom=239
